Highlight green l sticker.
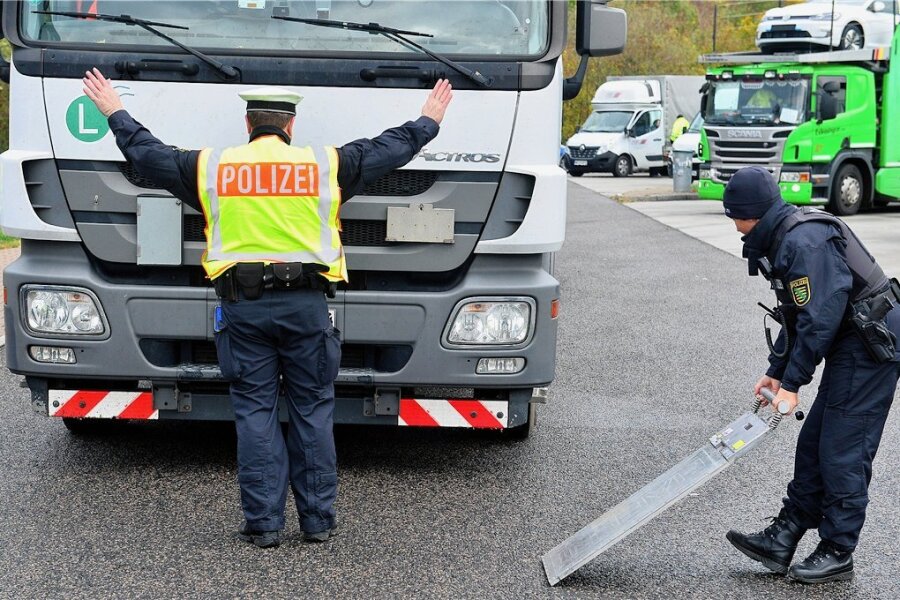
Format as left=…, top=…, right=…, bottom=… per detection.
left=66, top=96, right=109, bottom=143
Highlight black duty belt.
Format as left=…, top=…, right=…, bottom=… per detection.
left=214, top=262, right=335, bottom=301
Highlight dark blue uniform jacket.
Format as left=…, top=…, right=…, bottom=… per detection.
left=108, top=110, right=439, bottom=212
left=743, top=202, right=855, bottom=393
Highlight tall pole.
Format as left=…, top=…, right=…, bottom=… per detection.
left=829, top=0, right=836, bottom=51
left=713, top=3, right=718, bottom=52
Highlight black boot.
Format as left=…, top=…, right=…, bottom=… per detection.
left=789, top=540, right=854, bottom=583
left=235, top=521, right=281, bottom=548
left=726, top=510, right=806, bottom=574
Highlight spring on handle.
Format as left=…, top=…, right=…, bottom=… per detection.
left=768, top=412, right=783, bottom=429
left=751, top=397, right=763, bottom=414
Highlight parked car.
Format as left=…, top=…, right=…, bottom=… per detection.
left=667, top=112, right=703, bottom=178
left=756, top=0, right=899, bottom=53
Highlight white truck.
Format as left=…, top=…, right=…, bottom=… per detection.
left=0, top=1, right=624, bottom=436
left=563, top=75, right=704, bottom=177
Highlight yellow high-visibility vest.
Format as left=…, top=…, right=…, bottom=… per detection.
left=196, top=136, right=347, bottom=282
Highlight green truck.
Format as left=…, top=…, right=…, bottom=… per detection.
left=696, top=27, right=900, bottom=215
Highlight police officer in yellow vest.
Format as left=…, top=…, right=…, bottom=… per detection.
left=82, top=68, right=453, bottom=548
left=670, top=114, right=690, bottom=143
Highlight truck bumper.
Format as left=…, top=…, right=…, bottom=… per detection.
left=5, top=242, right=558, bottom=428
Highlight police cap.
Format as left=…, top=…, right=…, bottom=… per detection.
left=723, top=166, right=782, bottom=220
left=239, top=87, right=303, bottom=115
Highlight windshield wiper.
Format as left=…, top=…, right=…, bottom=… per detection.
left=272, top=15, right=492, bottom=87
left=33, top=10, right=239, bottom=80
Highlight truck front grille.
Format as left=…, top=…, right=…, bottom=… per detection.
left=183, top=215, right=394, bottom=247
left=120, top=163, right=165, bottom=189
left=705, top=126, right=792, bottom=184
left=361, top=170, right=438, bottom=196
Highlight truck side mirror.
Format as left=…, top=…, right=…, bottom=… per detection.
left=823, top=81, right=841, bottom=94
left=575, top=125, right=581, bottom=133
left=576, top=0, right=627, bottom=57
left=626, top=128, right=635, bottom=138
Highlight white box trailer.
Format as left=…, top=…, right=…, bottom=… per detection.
left=563, top=75, right=704, bottom=177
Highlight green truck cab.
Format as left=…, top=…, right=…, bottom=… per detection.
left=696, top=28, right=900, bottom=216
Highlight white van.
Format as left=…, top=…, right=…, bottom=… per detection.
left=563, top=80, right=665, bottom=177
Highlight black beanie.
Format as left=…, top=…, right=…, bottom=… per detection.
left=723, top=166, right=782, bottom=220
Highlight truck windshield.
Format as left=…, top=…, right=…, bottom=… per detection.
left=20, top=0, right=549, bottom=58
left=580, top=111, right=633, bottom=133
left=704, top=78, right=810, bottom=126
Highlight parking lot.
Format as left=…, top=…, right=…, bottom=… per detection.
left=0, top=181, right=898, bottom=599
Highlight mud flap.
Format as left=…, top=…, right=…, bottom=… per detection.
left=542, top=389, right=786, bottom=586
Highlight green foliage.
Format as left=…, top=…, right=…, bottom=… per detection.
left=561, top=0, right=797, bottom=141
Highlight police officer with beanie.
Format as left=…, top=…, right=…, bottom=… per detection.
left=81, top=68, right=452, bottom=547
left=722, top=166, right=900, bottom=583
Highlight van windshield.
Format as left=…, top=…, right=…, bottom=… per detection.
left=20, top=0, right=550, bottom=58
left=580, top=111, right=633, bottom=133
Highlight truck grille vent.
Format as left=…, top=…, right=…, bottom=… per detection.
left=182, top=215, right=393, bottom=247
left=361, top=170, right=438, bottom=196
left=568, top=146, right=598, bottom=159
left=184, top=215, right=207, bottom=242
left=187, top=341, right=411, bottom=371
left=119, top=163, right=165, bottom=189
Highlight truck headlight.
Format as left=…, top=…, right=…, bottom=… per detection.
left=594, top=146, right=607, bottom=156
left=780, top=171, right=810, bottom=183
left=23, top=286, right=107, bottom=336
left=699, top=167, right=712, bottom=180
left=445, top=298, right=534, bottom=346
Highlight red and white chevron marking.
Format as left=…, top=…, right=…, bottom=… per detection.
left=398, top=398, right=508, bottom=429
left=49, top=390, right=158, bottom=420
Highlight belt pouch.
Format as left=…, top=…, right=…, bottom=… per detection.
left=271, top=262, right=305, bottom=289
left=235, top=263, right=265, bottom=300
left=213, top=271, right=237, bottom=302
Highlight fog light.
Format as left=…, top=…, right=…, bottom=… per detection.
left=29, top=346, right=76, bottom=364
left=476, top=357, right=525, bottom=374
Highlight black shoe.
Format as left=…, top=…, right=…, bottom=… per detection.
left=726, top=510, right=805, bottom=575
left=236, top=522, right=281, bottom=548
left=303, top=522, right=338, bottom=543
left=789, top=540, right=854, bottom=583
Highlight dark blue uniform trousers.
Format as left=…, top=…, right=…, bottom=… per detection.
left=783, top=325, right=900, bottom=551
left=215, top=287, right=341, bottom=534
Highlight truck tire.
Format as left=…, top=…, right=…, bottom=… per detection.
left=828, top=163, right=864, bottom=216
left=612, top=155, right=632, bottom=178
left=506, top=402, right=536, bottom=440
left=839, top=24, right=864, bottom=51
left=568, top=171, right=583, bottom=178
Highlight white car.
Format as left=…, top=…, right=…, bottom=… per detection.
left=756, top=0, right=899, bottom=53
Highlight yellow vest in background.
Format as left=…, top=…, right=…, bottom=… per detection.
left=196, top=136, right=347, bottom=282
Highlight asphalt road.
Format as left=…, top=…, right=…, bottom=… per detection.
left=1, top=183, right=897, bottom=599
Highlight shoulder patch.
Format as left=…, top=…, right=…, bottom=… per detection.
left=790, top=276, right=811, bottom=307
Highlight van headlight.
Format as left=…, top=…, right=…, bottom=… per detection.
left=23, top=286, right=107, bottom=336
left=445, top=298, right=535, bottom=346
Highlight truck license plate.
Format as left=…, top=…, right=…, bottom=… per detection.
left=574, top=160, right=587, bottom=166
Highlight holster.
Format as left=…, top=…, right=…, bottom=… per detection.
left=848, top=279, right=900, bottom=363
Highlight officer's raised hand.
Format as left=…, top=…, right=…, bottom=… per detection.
left=421, top=79, right=453, bottom=125
left=82, top=68, right=124, bottom=117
